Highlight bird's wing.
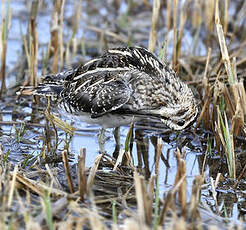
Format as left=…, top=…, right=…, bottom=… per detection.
left=90, top=79, right=131, bottom=118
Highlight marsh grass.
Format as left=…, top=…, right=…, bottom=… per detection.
left=2, top=0, right=246, bottom=229
left=148, top=0, right=160, bottom=52
left=0, top=0, right=11, bottom=96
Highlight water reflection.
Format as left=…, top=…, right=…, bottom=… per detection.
left=1, top=97, right=246, bottom=220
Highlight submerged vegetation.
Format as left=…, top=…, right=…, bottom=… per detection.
left=1, top=0, right=246, bottom=229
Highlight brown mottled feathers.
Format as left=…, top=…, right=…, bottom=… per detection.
left=20, top=46, right=198, bottom=130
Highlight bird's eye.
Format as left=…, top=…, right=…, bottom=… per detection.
left=177, top=120, right=185, bottom=127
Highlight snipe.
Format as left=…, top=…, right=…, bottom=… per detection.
left=19, top=46, right=198, bottom=151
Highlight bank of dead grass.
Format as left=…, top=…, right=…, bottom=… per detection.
left=1, top=0, right=246, bottom=229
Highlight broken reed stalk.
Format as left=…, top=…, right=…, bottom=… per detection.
left=71, top=0, right=82, bottom=40
left=20, top=0, right=39, bottom=103
left=113, top=149, right=125, bottom=171
left=44, top=109, right=75, bottom=136
left=210, top=174, right=221, bottom=214
left=62, top=150, right=74, bottom=193
left=172, top=0, right=178, bottom=69
left=45, top=164, right=62, bottom=190
left=189, top=175, right=204, bottom=222
left=215, top=0, right=246, bottom=138
left=59, top=0, right=65, bottom=70
left=153, top=137, right=162, bottom=229
left=86, top=154, right=102, bottom=194
left=148, top=0, right=160, bottom=52
left=159, top=192, right=173, bottom=225
left=176, top=2, right=187, bottom=67
left=134, top=171, right=152, bottom=227
left=0, top=0, right=11, bottom=97
left=166, top=0, right=172, bottom=31
left=122, top=118, right=134, bottom=165
left=195, top=48, right=211, bottom=129
left=223, top=0, right=228, bottom=35
left=51, top=0, right=65, bottom=73
left=174, top=148, right=186, bottom=217
left=205, top=0, right=215, bottom=32
left=215, top=0, right=234, bottom=84
left=51, top=11, right=59, bottom=73
left=29, top=0, right=38, bottom=88
left=8, top=165, right=18, bottom=208
left=78, top=148, right=87, bottom=202
left=65, top=0, right=82, bottom=66
left=192, top=0, right=202, bottom=29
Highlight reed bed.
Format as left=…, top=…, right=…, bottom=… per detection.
left=1, top=0, right=246, bottom=229
left=1, top=140, right=229, bottom=229
left=0, top=0, right=11, bottom=96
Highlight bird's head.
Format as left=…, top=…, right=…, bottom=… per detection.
left=159, top=86, right=198, bottom=130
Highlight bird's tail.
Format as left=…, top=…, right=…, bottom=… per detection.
left=17, top=70, right=72, bottom=97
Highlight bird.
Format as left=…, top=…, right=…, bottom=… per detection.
left=19, top=46, right=198, bottom=151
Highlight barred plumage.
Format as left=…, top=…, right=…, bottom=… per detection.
left=19, top=46, right=198, bottom=130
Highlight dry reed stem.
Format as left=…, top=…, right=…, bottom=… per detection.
left=15, top=174, right=44, bottom=196
left=148, top=0, right=160, bottom=52
left=50, top=0, right=65, bottom=73
left=87, top=154, right=103, bottom=194
left=147, top=175, right=155, bottom=220
left=190, top=175, right=204, bottom=222
left=231, top=99, right=244, bottom=136
left=166, top=0, right=172, bottom=31
left=44, top=110, right=75, bottom=135
left=59, top=0, right=65, bottom=70
left=62, top=150, right=74, bottom=193
left=223, top=0, right=228, bottom=35
left=51, top=12, right=59, bottom=73
left=66, top=0, right=82, bottom=63
left=238, top=81, right=246, bottom=114
left=29, top=0, right=39, bottom=88
left=201, top=145, right=209, bottom=175
left=7, top=164, right=18, bottom=208
left=172, top=0, right=178, bottom=69
left=203, top=48, right=212, bottom=88
left=222, top=85, right=235, bottom=117
left=195, top=48, right=212, bottom=129
left=215, top=107, right=225, bottom=151
left=134, top=171, right=150, bottom=226
left=78, top=148, right=87, bottom=202
left=215, top=0, right=234, bottom=84
left=174, top=148, right=186, bottom=218
left=205, top=0, right=215, bottom=32
left=113, top=149, right=125, bottom=171
left=0, top=0, right=11, bottom=96
left=210, top=174, right=221, bottom=214
left=45, top=164, right=62, bottom=190
left=23, top=35, right=31, bottom=70
left=155, top=137, right=162, bottom=175
left=176, top=2, right=187, bottom=66
left=196, top=92, right=211, bottom=130
left=192, top=0, right=201, bottom=29
left=122, top=150, right=135, bottom=169
left=234, top=163, right=246, bottom=188
left=159, top=192, right=173, bottom=225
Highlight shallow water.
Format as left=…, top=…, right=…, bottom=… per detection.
left=1, top=0, right=246, bottom=224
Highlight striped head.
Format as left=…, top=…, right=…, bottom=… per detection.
left=158, top=83, right=198, bottom=130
